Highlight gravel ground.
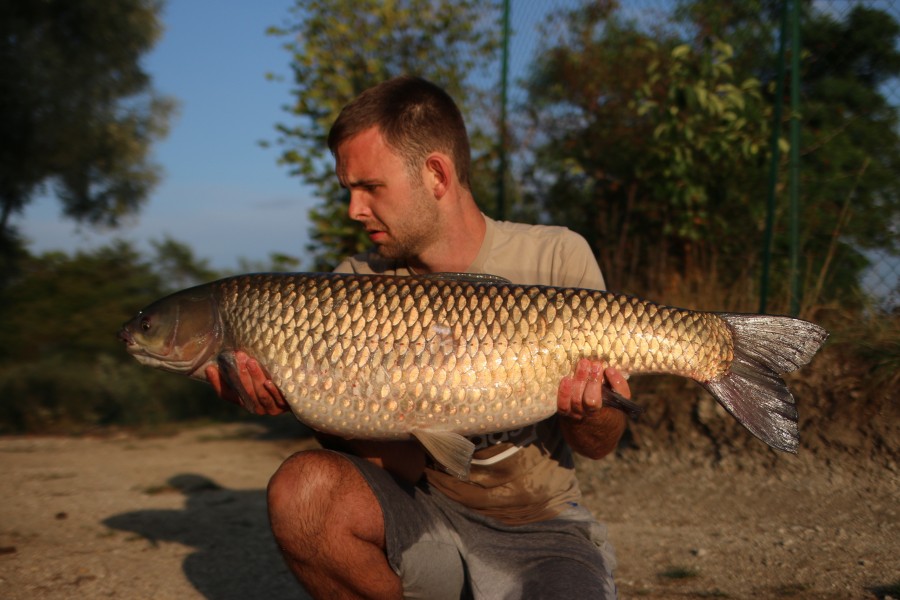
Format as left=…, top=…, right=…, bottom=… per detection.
left=1, top=419, right=897, bottom=600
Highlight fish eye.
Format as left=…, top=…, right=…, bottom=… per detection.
left=140, top=317, right=152, bottom=331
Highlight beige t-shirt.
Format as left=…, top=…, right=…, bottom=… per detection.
left=334, top=216, right=606, bottom=524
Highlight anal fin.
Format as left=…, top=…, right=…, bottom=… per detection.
left=411, top=429, right=475, bottom=480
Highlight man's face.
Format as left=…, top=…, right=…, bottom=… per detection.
left=335, top=127, right=439, bottom=260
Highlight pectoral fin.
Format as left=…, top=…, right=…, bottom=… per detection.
left=216, top=351, right=257, bottom=413
left=411, top=429, right=475, bottom=480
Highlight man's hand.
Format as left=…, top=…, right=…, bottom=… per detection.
left=557, top=358, right=630, bottom=459
left=557, top=358, right=631, bottom=419
left=205, top=351, right=289, bottom=415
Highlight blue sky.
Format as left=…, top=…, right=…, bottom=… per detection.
left=21, top=0, right=314, bottom=271
left=17, top=0, right=572, bottom=272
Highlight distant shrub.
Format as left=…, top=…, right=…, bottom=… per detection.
left=0, top=353, right=243, bottom=434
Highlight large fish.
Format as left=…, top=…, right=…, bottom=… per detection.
left=118, top=272, right=827, bottom=477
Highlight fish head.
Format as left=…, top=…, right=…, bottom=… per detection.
left=119, top=288, right=223, bottom=376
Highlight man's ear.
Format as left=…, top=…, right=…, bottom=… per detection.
left=423, top=153, right=454, bottom=199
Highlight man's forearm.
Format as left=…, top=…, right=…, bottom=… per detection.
left=560, top=406, right=627, bottom=460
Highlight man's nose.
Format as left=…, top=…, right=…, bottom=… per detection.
left=348, top=191, right=371, bottom=221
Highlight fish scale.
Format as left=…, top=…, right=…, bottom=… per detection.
left=120, top=272, right=828, bottom=478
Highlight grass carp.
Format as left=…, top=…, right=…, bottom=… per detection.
left=119, top=272, right=828, bottom=477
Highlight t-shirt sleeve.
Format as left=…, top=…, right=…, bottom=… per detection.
left=554, top=231, right=606, bottom=291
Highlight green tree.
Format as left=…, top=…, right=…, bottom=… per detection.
left=632, top=40, right=773, bottom=286
left=267, top=0, right=501, bottom=269
left=522, top=1, right=900, bottom=312
left=150, top=237, right=219, bottom=292
left=0, top=242, right=161, bottom=362
left=794, top=5, right=900, bottom=311
left=0, top=0, right=175, bottom=259
left=0, top=242, right=237, bottom=433
left=672, top=1, right=900, bottom=312
left=520, top=5, right=659, bottom=290
left=521, top=3, right=772, bottom=302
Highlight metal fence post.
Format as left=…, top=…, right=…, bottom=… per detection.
left=760, top=0, right=790, bottom=315
left=788, top=0, right=801, bottom=317
left=496, top=0, right=511, bottom=222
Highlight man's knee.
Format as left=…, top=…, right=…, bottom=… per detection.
left=269, top=450, right=339, bottom=510
left=267, top=450, right=383, bottom=552
left=267, top=452, right=402, bottom=596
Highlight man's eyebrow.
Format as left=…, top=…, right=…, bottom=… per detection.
left=345, top=178, right=382, bottom=188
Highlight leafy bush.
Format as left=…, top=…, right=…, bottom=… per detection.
left=0, top=241, right=244, bottom=434
left=0, top=353, right=243, bottom=434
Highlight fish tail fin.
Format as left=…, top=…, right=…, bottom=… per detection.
left=701, top=314, right=828, bottom=453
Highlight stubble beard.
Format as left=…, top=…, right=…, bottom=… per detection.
left=374, top=181, right=439, bottom=261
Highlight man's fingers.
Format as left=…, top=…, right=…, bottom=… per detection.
left=569, top=360, right=590, bottom=419
left=205, top=365, right=241, bottom=406
left=578, top=360, right=604, bottom=418
left=557, top=375, right=574, bottom=414
left=245, top=357, right=288, bottom=415
left=204, top=354, right=286, bottom=415
left=584, top=361, right=604, bottom=408
left=205, top=365, right=221, bottom=395
left=604, top=367, right=632, bottom=399
left=263, top=379, right=281, bottom=399
left=559, top=358, right=606, bottom=420
left=246, top=359, right=275, bottom=415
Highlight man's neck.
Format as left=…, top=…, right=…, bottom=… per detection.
left=409, top=203, right=486, bottom=274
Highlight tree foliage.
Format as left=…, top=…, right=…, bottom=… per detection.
left=521, top=0, right=900, bottom=312
left=795, top=5, right=900, bottom=311
left=0, top=242, right=239, bottom=433
left=150, top=236, right=219, bottom=292
left=674, top=2, right=900, bottom=312
left=0, top=0, right=175, bottom=257
left=520, top=3, right=772, bottom=303
left=267, top=0, right=501, bottom=269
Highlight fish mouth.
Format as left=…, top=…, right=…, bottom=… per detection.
left=117, top=328, right=136, bottom=347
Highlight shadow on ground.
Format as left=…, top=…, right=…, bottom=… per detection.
left=103, top=473, right=308, bottom=600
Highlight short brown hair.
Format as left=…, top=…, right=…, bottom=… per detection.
left=328, top=76, right=471, bottom=188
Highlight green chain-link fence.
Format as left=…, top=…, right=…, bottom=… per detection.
left=491, top=0, right=899, bottom=313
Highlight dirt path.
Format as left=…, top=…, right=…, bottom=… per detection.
left=1, top=420, right=897, bottom=599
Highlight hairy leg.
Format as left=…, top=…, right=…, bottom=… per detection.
left=267, top=450, right=403, bottom=599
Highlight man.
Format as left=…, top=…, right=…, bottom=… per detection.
left=208, top=76, right=631, bottom=599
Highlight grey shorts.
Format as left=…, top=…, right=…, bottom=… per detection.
left=341, top=452, right=618, bottom=600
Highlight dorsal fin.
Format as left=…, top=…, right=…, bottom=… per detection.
left=420, top=272, right=511, bottom=286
